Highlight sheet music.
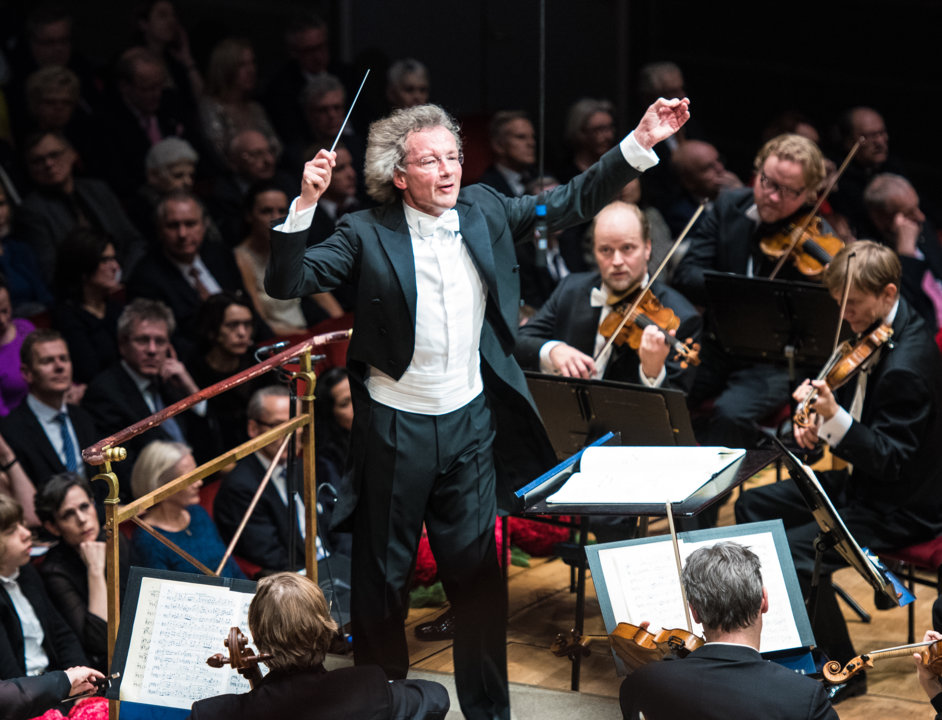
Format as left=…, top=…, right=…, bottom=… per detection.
left=547, top=446, right=744, bottom=504
left=120, top=577, right=255, bottom=708
left=596, top=531, right=801, bottom=653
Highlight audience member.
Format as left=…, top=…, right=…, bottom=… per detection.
left=673, top=134, right=828, bottom=449
left=128, top=190, right=244, bottom=350
left=186, top=291, right=266, bottom=458
left=133, top=0, right=203, bottom=110
left=666, top=139, right=742, bottom=236
left=0, top=184, right=51, bottom=318
left=188, top=573, right=449, bottom=720
left=214, top=385, right=307, bottom=573
left=16, top=130, right=146, bottom=283
left=517, top=200, right=700, bottom=391
left=313, top=367, right=354, bottom=557
left=130, top=439, right=244, bottom=578
left=476, top=111, right=536, bottom=197
left=0, top=664, right=102, bottom=720
left=560, top=97, right=616, bottom=181
left=386, top=58, right=430, bottom=111
left=50, top=229, right=123, bottom=385
left=0, top=494, right=88, bottom=680
left=0, top=280, right=34, bottom=417
left=0, top=329, right=99, bottom=497
left=0, top=429, right=39, bottom=528
left=35, top=473, right=130, bottom=672
left=199, top=37, right=280, bottom=171
left=619, top=542, right=837, bottom=720
left=82, top=298, right=209, bottom=487
left=129, top=135, right=199, bottom=233
left=860, top=173, right=942, bottom=332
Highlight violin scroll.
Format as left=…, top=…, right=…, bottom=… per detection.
left=551, top=629, right=592, bottom=660
left=206, top=626, right=273, bottom=689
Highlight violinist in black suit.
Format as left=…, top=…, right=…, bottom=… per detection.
left=737, top=241, right=942, bottom=695
left=264, top=99, right=690, bottom=720
left=516, top=200, right=700, bottom=392
left=620, top=542, right=837, bottom=720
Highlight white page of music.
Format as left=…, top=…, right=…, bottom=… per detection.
left=597, top=531, right=801, bottom=653
left=120, top=577, right=255, bottom=708
left=547, top=446, right=745, bottom=504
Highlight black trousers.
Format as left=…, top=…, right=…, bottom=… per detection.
left=351, top=393, right=508, bottom=720
left=735, top=471, right=937, bottom=664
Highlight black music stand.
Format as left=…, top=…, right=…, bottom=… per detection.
left=761, top=431, right=899, bottom=620
left=703, top=271, right=852, bottom=382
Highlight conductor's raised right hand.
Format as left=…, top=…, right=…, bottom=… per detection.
left=299, top=149, right=336, bottom=211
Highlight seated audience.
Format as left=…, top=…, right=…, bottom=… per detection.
left=0, top=494, right=88, bottom=681
left=476, top=110, right=536, bottom=198
left=386, top=58, right=430, bottom=111
left=130, top=136, right=199, bottom=234
left=312, top=367, right=353, bottom=556
left=0, top=183, right=52, bottom=318
left=189, top=572, right=449, bottom=720
left=35, top=473, right=130, bottom=671
left=130, top=439, right=244, bottom=579
left=619, top=542, right=837, bottom=719
left=0, top=329, right=99, bottom=498
left=0, top=279, right=34, bottom=417
left=0, top=430, right=39, bottom=528
left=50, top=228, right=123, bottom=385
left=559, top=97, right=616, bottom=182
left=133, top=0, right=203, bottom=111
left=665, top=139, right=742, bottom=237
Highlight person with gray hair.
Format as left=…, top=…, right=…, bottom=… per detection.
left=562, top=97, right=616, bottom=180
left=266, top=96, right=689, bottom=720
left=145, top=137, right=198, bottom=194
left=386, top=58, right=429, bottom=110
left=620, top=542, right=837, bottom=720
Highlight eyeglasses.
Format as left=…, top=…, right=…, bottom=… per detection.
left=758, top=171, right=805, bottom=200
left=399, top=153, right=464, bottom=172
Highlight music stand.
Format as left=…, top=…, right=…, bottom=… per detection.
left=761, top=431, right=899, bottom=619
left=703, top=271, right=852, bottom=382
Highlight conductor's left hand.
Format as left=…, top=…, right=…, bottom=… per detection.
left=633, top=97, right=691, bottom=150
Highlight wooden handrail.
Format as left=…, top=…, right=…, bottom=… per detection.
left=82, top=329, right=351, bottom=465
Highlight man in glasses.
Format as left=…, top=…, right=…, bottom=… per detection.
left=673, top=134, right=828, bottom=453
left=265, top=98, right=689, bottom=720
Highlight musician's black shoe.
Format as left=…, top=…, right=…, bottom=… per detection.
left=414, top=609, right=456, bottom=641
left=826, top=672, right=867, bottom=704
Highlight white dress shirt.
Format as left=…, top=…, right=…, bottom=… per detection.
left=0, top=570, right=49, bottom=675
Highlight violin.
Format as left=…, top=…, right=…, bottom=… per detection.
left=822, top=637, right=942, bottom=684
left=206, top=626, right=273, bottom=689
left=597, top=287, right=701, bottom=368
left=793, top=322, right=893, bottom=427
left=760, top=214, right=843, bottom=278
left=608, top=622, right=703, bottom=672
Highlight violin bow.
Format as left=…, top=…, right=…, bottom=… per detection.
left=769, top=139, right=861, bottom=280
left=593, top=201, right=705, bottom=363
left=665, top=501, right=695, bottom=634
left=833, top=251, right=857, bottom=352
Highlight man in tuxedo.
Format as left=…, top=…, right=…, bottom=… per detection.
left=81, top=299, right=207, bottom=496
left=128, top=191, right=244, bottom=351
left=0, top=330, right=99, bottom=495
left=516, top=200, right=700, bottom=391
left=265, top=98, right=689, bottom=720
left=736, top=241, right=942, bottom=699
left=619, top=542, right=837, bottom=720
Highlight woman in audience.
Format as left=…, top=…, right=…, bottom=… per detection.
left=50, top=228, right=124, bottom=386
left=0, top=494, right=88, bottom=681
left=199, top=37, right=280, bottom=169
left=0, top=431, right=39, bottom=528
left=35, top=474, right=130, bottom=672
left=130, top=440, right=244, bottom=579
left=0, top=183, right=52, bottom=319
left=0, top=276, right=34, bottom=417
left=134, top=0, right=203, bottom=109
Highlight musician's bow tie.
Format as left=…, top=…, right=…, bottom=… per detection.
left=590, top=287, right=608, bottom=307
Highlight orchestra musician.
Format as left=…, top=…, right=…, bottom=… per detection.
left=263, top=98, right=690, bottom=720
left=516, top=199, right=701, bottom=391
left=736, top=241, right=942, bottom=702
left=188, top=573, right=449, bottom=720
left=672, top=133, right=829, bottom=449
left=619, top=542, right=837, bottom=720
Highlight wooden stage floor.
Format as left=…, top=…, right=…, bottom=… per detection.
left=402, top=469, right=939, bottom=719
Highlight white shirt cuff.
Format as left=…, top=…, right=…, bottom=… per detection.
left=638, top=364, right=666, bottom=388
left=820, top=407, right=853, bottom=447
left=620, top=132, right=659, bottom=172
left=275, top=197, right=317, bottom=233
left=539, top=341, right=563, bottom=373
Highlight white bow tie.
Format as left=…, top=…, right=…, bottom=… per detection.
left=416, top=208, right=460, bottom=237
left=590, top=287, right=608, bottom=308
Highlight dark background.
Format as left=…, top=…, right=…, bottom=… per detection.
left=5, top=0, right=940, bottom=198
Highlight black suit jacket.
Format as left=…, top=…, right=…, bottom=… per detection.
left=516, top=273, right=702, bottom=392
left=619, top=643, right=837, bottom=720
left=0, top=400, right=99, bottom=491
left=0, top=565, right=87, bottom=680
left=189, top=664, right=448, bottom=720
left=213, top=455, right=303, bottom=572
left=831, top=297, right=942, bottom=519
left=265, top=144, right=641, bottom=509
left=127, top=243, right=245, bottom=348
left=0, top=670, right=70, bottom=720
left=474, top=165, right=519, bottom=197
